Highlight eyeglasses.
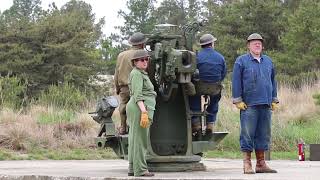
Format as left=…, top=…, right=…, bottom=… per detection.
left=135, top=57, right=149, bottom=62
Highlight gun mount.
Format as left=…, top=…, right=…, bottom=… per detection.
left=91, top=21, right=228, bottom=172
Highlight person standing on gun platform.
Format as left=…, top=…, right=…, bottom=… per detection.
left=232, top=33, right=279, bottom=174
left=189, top=33, right=227, bottom=139
left=126, top=50, right=156, bottom=177
left=114, top=32, right=147, bottom=135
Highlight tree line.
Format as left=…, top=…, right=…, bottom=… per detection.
left=113, top=0, right=320, bottom=75
left=0, top=0, right=105, bottom=98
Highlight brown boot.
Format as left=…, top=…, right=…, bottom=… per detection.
left=243, top=151, right=255, bottom=174
left=205, top=123, right=214, bottom=135
left=255, top=150, right=277, bottom=173
left=192, top=121, right=202, bottom=141
left=119, top=115, right=127, bottom=135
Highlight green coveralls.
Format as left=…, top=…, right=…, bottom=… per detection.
left=126, top=67, right=156, bottom=176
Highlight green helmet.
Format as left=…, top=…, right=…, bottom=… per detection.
left=247, top=33, right=263, bottom=42
left=199, top=34, right=217, bottom=46
left=128, top=32, right=147, bottom=45
left=131, top=49, right=150, bottom=61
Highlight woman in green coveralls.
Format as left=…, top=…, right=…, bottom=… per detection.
left=126, top=49, right=156, bottom=177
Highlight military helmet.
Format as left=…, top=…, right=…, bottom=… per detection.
left=128, top=32, right=148, bottom=45
left=199, top=34, right=217, bottom=46
left=247, top=33, right=263, bottom=42
left=131, top=49, right=150, bottom=61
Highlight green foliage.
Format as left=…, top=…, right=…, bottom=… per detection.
left=1, top=147, right=117, bottom=160
left=314, top=94, right=320, bottom=105
left=153, top=0, right=197, bottom=26
left=275, top=0, right=320, bottom=74
left=114, top=0, right=320, bottom=75
left=205, top=150, right=297, bottom=160
left=204, top=0, right=285, bottom=69
left=276, top=71, right=320, bottom=88
left=100, top=38, right=121, bottom=61
left=5, top=0, right=43, bottom=22
left=0, top=76, right=27, bottom=109
left=0, top=147, right=117, bottom=160
left=117, top=0, right=157, bottom=37
left=205, top=105, right=320, bottom=155
left=215, top=103, right=240, bottom=151
left=100, top=36, right=126, bottom=75
left=272, top=115, right=320, bottom=151
left=0, top=148, right=24, bottom=160
left=117, top=0, right=204, bottom=37
left=38, top=81, right=87, bottom=110
left=37, top=110, right=75, bottom=124
left=105, top=59, right=117, bottom=75
left=0, top=0, right=107, bottom=97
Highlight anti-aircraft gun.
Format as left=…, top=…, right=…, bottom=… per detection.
left=91, top=21, right=228, bottom=171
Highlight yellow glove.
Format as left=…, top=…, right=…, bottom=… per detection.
left=271, top=102, right=278, bottom=111
left=140, top=112, right=149, bottom=128
left=235, top=102, right=247, bottom=110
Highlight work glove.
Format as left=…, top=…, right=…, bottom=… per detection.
left=235, top=102, right=247, bottom=110
left=140, top=112, right=149, bottom=128
left=271, top=102, right=278, bottom=111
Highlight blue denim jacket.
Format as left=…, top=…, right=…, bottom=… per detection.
left=232, top=53, right=279, bottom=106
left=197, top=48, right=226, bottom=83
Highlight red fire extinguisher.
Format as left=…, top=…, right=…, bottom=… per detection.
left=298, top=139, right=305, bottom=161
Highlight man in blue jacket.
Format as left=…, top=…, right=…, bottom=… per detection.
left=232, top=33, right=279, bottom=174
left=190, top=34, right=226, bottom=138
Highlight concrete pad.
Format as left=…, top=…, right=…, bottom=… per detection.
left=0, top=158, right=319, bottom=180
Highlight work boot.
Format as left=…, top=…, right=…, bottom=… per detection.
left=119, top=103, right=128, bottom=135
left=118, top=116, right=127, bottom=135
left=205, top=123, right=214, bottom=135
left=193, top=129, right=202, bottom=141
left=243, top=151, right=255, bottom=174
left=192, top=121, right=202, bottom=141
left=128, top=163, right=134, bottom=176
left=255, top=150, right=277, bottom=173
left=118, top=119, right=127, bottom=135
left=118, top=126, right=126, bottom=135
left=185, top=82, right=196, bottom=96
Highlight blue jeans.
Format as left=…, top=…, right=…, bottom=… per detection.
left=240, top=105, right=272, bottom=152
left=189, top=93, right=221, bottom=124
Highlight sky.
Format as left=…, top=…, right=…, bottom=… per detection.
left=0, top=0, right=128, bottom=37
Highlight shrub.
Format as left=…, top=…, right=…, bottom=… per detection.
left=0, top=76, right=27, bottom=110
left=314, top=93, right=320, bottom=105
left=38, top=81, right=87, bottom=110
left=277, top=71, right=320, bottom=88
left=37, top=110, right=75, bottom=124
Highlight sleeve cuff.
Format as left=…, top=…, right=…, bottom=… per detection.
left=272, top=97, right=279, bottom=103
left=232, top=97, right=243, bottom=104
left=134, top=96, right=145, bottom=104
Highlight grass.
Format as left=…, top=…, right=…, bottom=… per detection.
left=272, top=114, right=320, bottom=151
left=37, top=110, right=76, bottom=124
left=204, top=150, right=298, bottom=160
left=26, top=148, right=118, bottom=160
left=0, top=148, right=24, bottom=160
left=214, top=80, right=320, bottom=152
left=0, top=147, right=299, bottom=161
left=0, top=147, right=118, bottom=160
left=0, top=145, right=302, bottom=161
left=0, top=80, right=319, bottom=160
